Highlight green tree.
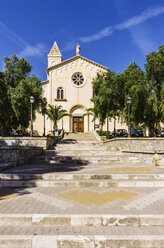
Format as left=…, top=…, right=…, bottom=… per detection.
left=92, top=63, right=149, bottom=132
left=46, top=104, right=71, bottom=130
left=121, top=62, right=148, bottom=127
left=92, top=71, right=124, bottom=130
left=83, top=108, right=98, bottom=121
left=144, top=44, right=164, bottom=134
left=0, top=55, right=42, bottom=135
left=92, top=72, right=111, bottom=129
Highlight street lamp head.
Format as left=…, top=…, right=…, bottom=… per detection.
left=127, top=96, right=132, bottom=105
left=30, top=96, right=34, bottom=104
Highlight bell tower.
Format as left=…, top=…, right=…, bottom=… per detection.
left=48, top=41, right=62, bottom=68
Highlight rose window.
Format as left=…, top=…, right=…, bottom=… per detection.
left=72, top=72, right=84, bottom=86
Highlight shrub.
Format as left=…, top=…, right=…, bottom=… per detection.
left=96, top=130, right=110, bottom=137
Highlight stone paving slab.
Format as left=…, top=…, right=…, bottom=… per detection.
left=0, top=187, right=163, bottom=214
left=0, top=234, right=163, bottom=248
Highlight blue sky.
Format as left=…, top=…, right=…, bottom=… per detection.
left=0, top=0, right=164, bottom=81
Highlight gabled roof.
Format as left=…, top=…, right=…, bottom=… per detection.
left=47, top=55, right=109, bottom=74
left=48, top=41, right=61, bottom=56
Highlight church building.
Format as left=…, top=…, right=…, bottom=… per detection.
left=34, top=41, right=126, bottom=134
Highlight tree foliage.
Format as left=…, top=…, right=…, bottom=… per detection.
left=0, top=55, right=42, bottom=135
left=121, top=62, right=148, bottom=126
left=92, top=44, right=164, bottom=136
left=144, top=44, right=164, bottom=134
left=92, top=71, right=124, bottom=125
left=46, top=104, right=71, bottom=129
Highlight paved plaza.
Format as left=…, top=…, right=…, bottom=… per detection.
left=0, top=133, right=164, bottom=247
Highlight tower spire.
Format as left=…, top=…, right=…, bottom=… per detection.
left=49, top=41, right=61, bottom=55
left=48, top=41, right=62, bottom=67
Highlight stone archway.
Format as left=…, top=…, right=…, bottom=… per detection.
left=70, top=105, right=86, bottom=132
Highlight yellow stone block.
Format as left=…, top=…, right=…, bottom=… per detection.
left=0, top=190, right=17, bottom=200
left=60, top=190, right=137, bottom=206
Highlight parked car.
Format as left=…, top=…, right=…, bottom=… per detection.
left=112, top=129, right=128, bottom=137
left=160, top=130, right=164, bottom=137
left=131, top=128, right=144, bottom=137
left=11, top=129, right=30, bottom=137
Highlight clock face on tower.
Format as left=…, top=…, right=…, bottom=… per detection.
left=51, top=61, right=57, bottom=66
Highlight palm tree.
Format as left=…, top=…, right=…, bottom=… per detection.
left=83, top=107, right=104, bottom=130
left=40, top=97, right=47, bottom=136
left=46, top=104, right=71, bottom=131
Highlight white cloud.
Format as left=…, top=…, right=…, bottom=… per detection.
left=129, top=26, right=157, bottom=55
left=0, top=21, right=46, bottom=58
left=80, top=27, right=113, bottom=43
left=0, top=21, right=28, bottom=48
left=115, top=6, right=164, bottom=30
left=79, top=6, right=164, bottom=44
left=18, top=43, right=46, bottom=57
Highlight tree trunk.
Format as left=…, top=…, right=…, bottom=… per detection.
left=149, top=127, right=155, bottom=137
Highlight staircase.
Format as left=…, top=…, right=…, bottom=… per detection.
left=0, top=132, right=163, bottom=247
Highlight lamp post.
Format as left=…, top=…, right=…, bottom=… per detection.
left=30, top=96, right=34, bottom=137
left=127, top=96, right=132, bottom=137
left=114, top=117, right=116, bottom=137
left=43, top=113, right=46, bottom=136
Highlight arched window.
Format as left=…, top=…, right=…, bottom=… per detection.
left=57, top=87, right=64, bottom=99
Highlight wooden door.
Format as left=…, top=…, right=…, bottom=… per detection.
left=73, top=117, right=84, bottom=132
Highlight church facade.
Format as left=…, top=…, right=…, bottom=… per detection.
left=34, top=42, right=126, bottom=134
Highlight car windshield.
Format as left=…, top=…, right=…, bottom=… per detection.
left=134, top=129, right=142, bottom=133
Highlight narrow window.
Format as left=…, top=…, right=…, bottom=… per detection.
left=61, top=89, right=64, bottom=99
left=57, top=87, right=64, bottom=99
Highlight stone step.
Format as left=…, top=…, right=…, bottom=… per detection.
left=32, top=156, right=140, bottom=164
left=0, top=179, right=164, bottom=187
left=0, top=162, right=16, bottom=171
left=35, top=155, right=122, bottom=161
left=0, top=232, right=163, bottom=247
left=0, top=173, right=163, bottom=181
left=47, top=150, right=116, bottom=155
left=54, top=146, right=109, bottom=151
left=0, top=226, right=164, bottom=235
left=0, top=214, right=163, bottom=226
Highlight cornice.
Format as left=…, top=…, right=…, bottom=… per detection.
left=47, top=55, right=110, bottom=74
left=42, top=80, right=49, bottom=85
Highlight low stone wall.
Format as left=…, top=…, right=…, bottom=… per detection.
left=106, top=138, right=164, bottom=152
left=0, top=137, right=54, bottom=150
left=104, top=137, right=164, bottom=165
left=122, top=151, right=164, bottom=164
left=0, top=146, right=43, bottom=166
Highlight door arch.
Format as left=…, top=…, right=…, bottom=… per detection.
left=69, top=105, right=86, bottom=133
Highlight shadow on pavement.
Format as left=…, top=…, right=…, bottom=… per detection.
left=0, top=143, right=89, bottom=199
